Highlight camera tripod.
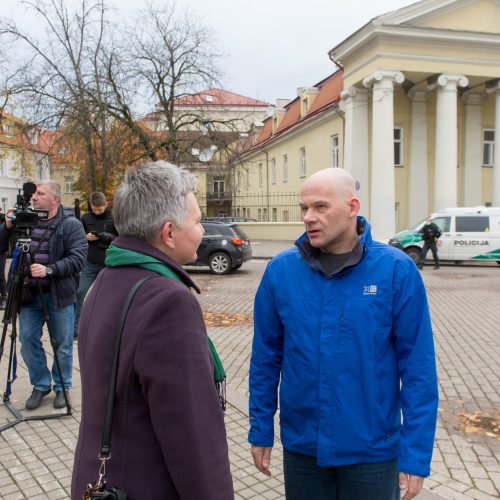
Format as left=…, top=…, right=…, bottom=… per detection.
left=0, top=240, right=72, bottom=433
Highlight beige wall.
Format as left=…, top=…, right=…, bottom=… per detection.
left=238, top=222, right=304, bottom=240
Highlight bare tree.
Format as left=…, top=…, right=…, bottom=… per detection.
left=1, top=0, right=246, bottom=195
left=108, top=1, right=235, bottom=165
left=0, top=0, right=127, bottom=192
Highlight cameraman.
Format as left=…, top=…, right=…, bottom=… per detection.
left=0, top=180, right=87, bottom=410
left=74, top=192, right=117, bottom=339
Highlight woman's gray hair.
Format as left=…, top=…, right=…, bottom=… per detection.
left=113, top=161, right=197, bottom=241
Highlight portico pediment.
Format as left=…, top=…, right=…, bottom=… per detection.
left=329, top=0, right=500, bottom=88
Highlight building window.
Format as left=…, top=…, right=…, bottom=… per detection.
left=2, top=197, right=8, bottom=213
left=331, top=135, right=339, bottom=168
left=263, top=208, right=268, bottom=222
left=0, top=158, right=6, bottom=177
left=394, top=128, right=403, bottom=166
left=282, top=154, right=288, bottom=183
left=271, top=158, right=276, bottom=184
left=302, top=98, right=309, bottom=116
left=2, top=124, right=14, bottom=138
left=213, top=177, right=224, bottom=198
left=483, top=129, right=495, bottom=166
left=272, top=208, right=277, bottom=222
left=246, top=169, right=250, bottom=187
left=300, top=147, right=306, bottom=177
left=258, top=163, right=263, bottom=188
left=258, top=208, right=262, bottom=221
left=283, top=210, right=289, bottom=222
left=64, top=176, right=74, bottom=194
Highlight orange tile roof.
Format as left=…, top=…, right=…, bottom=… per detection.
left=0, top=113, right=50, bottom=154
left=275, top=99, right=301, bottom=133
left=174, top=88, right=270, bottom=107
left=250, top=71, right=343, bottom=151
left=255, top=118, right=273, bottom=144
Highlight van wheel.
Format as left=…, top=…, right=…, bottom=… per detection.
left=209, top=252, right=231, bottom=275
left=405, top=248, right=421, bottom=264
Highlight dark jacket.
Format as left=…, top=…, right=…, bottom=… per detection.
left=420, top=222, right=441, bottom=243
left=81, top=207, right=117, bottom=265
left=0, top=205, right=87, bottom=308
left=71, top=236, right=234, bottom=500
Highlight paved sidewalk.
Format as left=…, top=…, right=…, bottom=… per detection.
left=0, top=244, right=499, bottom=499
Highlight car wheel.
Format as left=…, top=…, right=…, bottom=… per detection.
left=405, top=247, right=421, bottom=264
left=209, top=252, right=231, bottom=275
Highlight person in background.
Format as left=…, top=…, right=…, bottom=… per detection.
left=72, top=161, right=234, bottom=499
left=0, top=180, right=86, bottom=410
left=74, top=191, right=117, bottom=339
left=417, top=218, right=442, bottom=270
left=249, top=168, right=438, bottom=500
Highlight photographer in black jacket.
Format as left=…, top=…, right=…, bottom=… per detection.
left=417, top=218, right=442, bottom=270
left=0, top=180, right=87, bottom=409
left=74, top=192, right=117, bottom=339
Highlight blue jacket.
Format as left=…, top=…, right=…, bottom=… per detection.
left=249, top=218, right=438, bottom=477
left=0, top=205, right=87, bottom=308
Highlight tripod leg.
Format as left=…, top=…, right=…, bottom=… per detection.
left=0, top=261, right=23, bottom=402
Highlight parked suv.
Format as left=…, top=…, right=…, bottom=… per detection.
left=188, top=221, right=253, bottom=274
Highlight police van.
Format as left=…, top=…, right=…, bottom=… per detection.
left=389, top=207, right=500, bottom=265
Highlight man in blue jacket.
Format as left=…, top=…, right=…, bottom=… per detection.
left=0, top=180, right=87, bottom=410
left=249, top=168, right=438, bottom=500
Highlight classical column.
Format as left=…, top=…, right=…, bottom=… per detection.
left=407, top=88, right=430, bottom=227
left=363, top=70, right=404, bottom=241
left=462, top=92, right=483, bottom=206
left=430, top=74, right=468, bottom=211
left=339, top=86, right=369, bottom=216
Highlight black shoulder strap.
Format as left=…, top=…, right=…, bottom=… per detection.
left=100, top=275, right=157, bottom=458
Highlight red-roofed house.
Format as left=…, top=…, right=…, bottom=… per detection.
left=143, top=88, right=272, bottom=217
left=234, top=71, right=344, bottom=223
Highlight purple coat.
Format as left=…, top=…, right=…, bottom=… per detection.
left=71, top=236, right=234, bottom=499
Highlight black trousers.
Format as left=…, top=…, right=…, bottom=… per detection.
left=419, top=241, right=439, bottom=268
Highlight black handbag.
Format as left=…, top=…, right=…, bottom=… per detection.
left=84, top=277, right=155, bottom=500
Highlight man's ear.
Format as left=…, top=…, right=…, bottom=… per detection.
left=161, top=220, right=176, bottom=249
left=348, top=196, right=361, bottom=218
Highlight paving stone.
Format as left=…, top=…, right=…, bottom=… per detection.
left=473, top=478, right=498, bottom=496
left=0, top=261, right=499, bottom=499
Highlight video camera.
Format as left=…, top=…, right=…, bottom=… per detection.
left=13, top=182, right=48, bottom=240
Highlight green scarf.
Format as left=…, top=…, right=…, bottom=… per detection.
left=105, top=244, right=226, bottom=410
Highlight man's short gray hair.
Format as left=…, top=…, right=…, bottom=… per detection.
left=37, top=180, right=61, bottom=199
left=113, top=161, right=197, bottom=241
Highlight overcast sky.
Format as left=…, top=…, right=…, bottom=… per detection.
left=4, top=0, right=417, bottom=105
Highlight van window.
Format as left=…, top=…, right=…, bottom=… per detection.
left=455, top=216, right=489, bottom=232
left=431, top=217, right=451, bottom=233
